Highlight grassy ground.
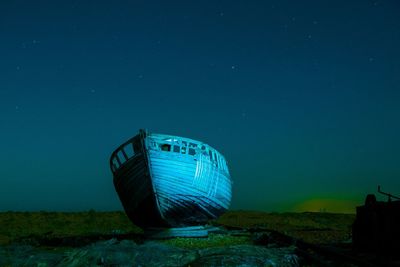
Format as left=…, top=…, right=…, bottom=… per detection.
left=0, top=210, right=355, bottom=246
left=161, top=233, right=252, bottom=249
left=216, top=210, right=355, bottom=244
left=0, top=210, right=141, bottom=245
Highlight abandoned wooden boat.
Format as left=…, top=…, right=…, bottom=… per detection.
left=110, top=129, right=232, bottom=228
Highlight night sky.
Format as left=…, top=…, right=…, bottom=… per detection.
left=1, top=1, right=399, bottom=213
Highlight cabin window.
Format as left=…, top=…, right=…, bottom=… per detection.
left=189, top=143, right=197, bottom=148
left=209, top=150, right=213, bottom=160
left=112, top=157, right=120, bottom=169
left=201, top=145, right=206, bottom=150
left=161, top=144, right=171, bottom=151
left=173, top=145, right=180, bottom=153
left=188, top=148, right=196, bottom=156
left=124, top=143, right=134, bottom=158
left=117, top=150, right=127, bottom=163
left=181, top=146, right=187, bottom=154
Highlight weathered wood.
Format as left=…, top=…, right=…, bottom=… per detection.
left=110, top=129, right=232, bottom=228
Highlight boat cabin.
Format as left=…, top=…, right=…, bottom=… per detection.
left=110, top=133, right=229, bottom=175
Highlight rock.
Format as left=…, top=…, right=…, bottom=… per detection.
left=58, top=239, right=198, bottom=267
left=57, top=239, right=299, bottom=267
left=134, top=241, right=198, bottom=266
left=191, top=244, right=299, bottom=267
left=1, top=238, right=300, bottom=267
left=252, top=232, right=271, bottom=246
left=0, top=244, right=64, bottom=267
left=58, top=239, right=138, bottom=267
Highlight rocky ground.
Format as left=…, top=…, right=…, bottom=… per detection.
left=0, top=234, right=299, bottom=267
left=0, top=211, right=357, bottom=266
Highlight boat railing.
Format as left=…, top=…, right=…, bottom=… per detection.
left=111, top=132, right=230, bottom=174
left=110, top=136, right=141, bottom=173
left=378, top=185, right=400, bottom=202
left=152, top=138, right=229, bottom=173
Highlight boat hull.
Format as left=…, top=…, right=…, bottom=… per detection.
left=112, top=157, right=164, bottom=227
left=148, top=149, right=231, bottom=226
left=110, top=130, right=232, bottom=228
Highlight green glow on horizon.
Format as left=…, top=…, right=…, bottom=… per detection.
left=284, top=193, right=365, bottom=213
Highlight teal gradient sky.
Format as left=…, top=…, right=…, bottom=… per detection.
left=1, top=0, right=399, bottom=212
